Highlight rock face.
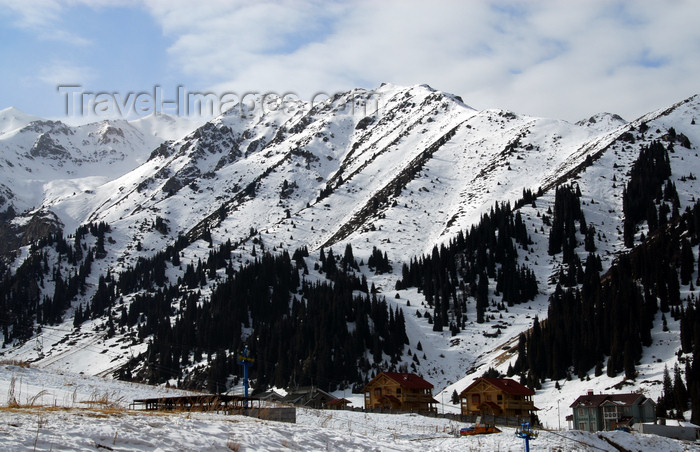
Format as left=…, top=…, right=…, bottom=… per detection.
left=30, top=133, right=71, bottom=159
left=0, top=210, right=62, bottom=255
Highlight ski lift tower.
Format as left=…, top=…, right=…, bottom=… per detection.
left=515, top=422, right=538, bottom=452
left=237, top=346, right=255, bottom=407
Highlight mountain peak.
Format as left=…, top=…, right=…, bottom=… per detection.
left=373, top=83, right=475, bottom=112
left=128, top=113, right=202, bottom=142
left=0, top=106, right=42, bottom=135
left=575, top=112, right=627, bottom=130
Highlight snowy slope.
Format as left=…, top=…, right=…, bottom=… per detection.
left=0, top=107, right=42, bottom=136
left=431, top=94, right=700, bottom=429
left=0, top=364, right=695, bottom=451
left=128, top=113, right=202, bottom=143
left=1, top=86, right=699, bottom=434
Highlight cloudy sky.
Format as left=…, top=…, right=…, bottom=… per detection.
left=1, top=0, right=698, bottom=123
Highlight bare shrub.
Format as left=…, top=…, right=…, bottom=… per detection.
left=0, top=359, right=31, bottom=368
left=226, top=440, right=242, bottom=451
left=27, top=390, right=49, bottom=407
left=7, top=375, right=19, bottom=408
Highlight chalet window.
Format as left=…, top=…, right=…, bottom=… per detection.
left=578, top=408, right=585, bottom=417
left=472, top=394, right=480, bottom=404
left=497, top=394, right=503, bottom=402
left=486, top=394, right=492, bottom=402
left=603, top=406, right=618, bottom=419
left=579, top=422, right=586, bottom=431
left=374, top=388, right=382, bottom=397
left=396, top=388, right=401, bottom=395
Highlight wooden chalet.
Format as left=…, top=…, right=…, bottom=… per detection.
left=326, top=397, right=351, bottom=410
left=280, top=386, right=337, bottom=409
left=363, top=372, right=438, bottom=413
left=460, top=377, right=537, bottom=418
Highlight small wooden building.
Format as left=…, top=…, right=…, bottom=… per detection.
left=460, top=377, right=537, bottom=418
left=130, top=394, right=296, bottom=423
left=280, top=386, right=337, bottom=409
left=130, top=394, right=252, bottom=413
left=326, top=397, right=351, bottom=410
left=363, top=372, right=437, bottom=413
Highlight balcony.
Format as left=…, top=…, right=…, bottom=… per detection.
left=398, top=394, right=435, bottom=404
left=503, top=400, right=535, bottom=411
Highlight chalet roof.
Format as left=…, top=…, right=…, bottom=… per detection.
left=461, top=377, right=535, bottom=396
left=365, top=372, right=434, bottom=390
left=569, top=392, right=652, bottom=408
left=254, top=390, right=284, bottom=401
left=280, top=387, right=336, bottom=404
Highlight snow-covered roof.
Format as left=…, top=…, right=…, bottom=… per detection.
left=643, top=419, right=700, bottom=428
left=462, top=377, right=535, bottom=396
left=570, top=392, right=649, bottom=408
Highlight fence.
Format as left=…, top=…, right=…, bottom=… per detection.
left=345, top=406, right=534, bottom=427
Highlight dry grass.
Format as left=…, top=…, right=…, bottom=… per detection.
left=0, top=359, right=31, bottom=368
left=226, top=438, right=242, bottom=451
left=0, top=403, right=202, bottom=423
left=7, top=374, right=19, bottom=408
left=5, top=375, right=53, bottom=409
left=0, top=405, right=70, bottom=415
left=26, top=389, right=49, bottom=407
left=490, top=335, right=521, bottom=366
left=79, top=390, right=126, bottom=409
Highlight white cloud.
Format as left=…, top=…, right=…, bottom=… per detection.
left=140, top=0, right=700, bottom=121
left=0, top=0, right=93, bottom=45
left=4, top=0, right=697, bottom=121
left=37, top=60, right=95, bottom=86
left=0, top=0, right=139, bottom=46
left=0, top=0, right=62, bottom=28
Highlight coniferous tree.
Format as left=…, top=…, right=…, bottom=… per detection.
left=622, top=141, right=672, bottom=247
left=451, top=390, right=459, bottom=404
left=476, top=272, right=488, bottom=324
left=680, top=239, right=695, bottom=285
left=673, top=363, right=689, bottom=415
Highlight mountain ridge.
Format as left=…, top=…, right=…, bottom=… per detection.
left=1, top=84, right=699, bottom=427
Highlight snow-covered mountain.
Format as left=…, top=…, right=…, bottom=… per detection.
left=25, top=83, right=635, bottom=266
left=1, top=84, right=699, bottom=428
left=0, top=106, right=42, bottom=136
left=0, top=110, right=200, bottom=251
